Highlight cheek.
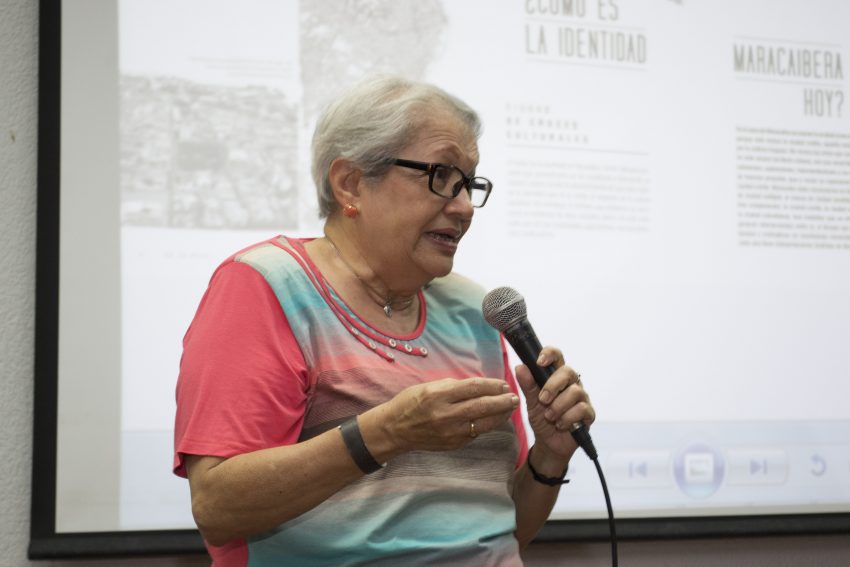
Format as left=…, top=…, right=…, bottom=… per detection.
left=394, top=204, right=440, bottom=237
left=366, top=193, right=445, bottom=252
left=369, top=211, right=425, bottom=255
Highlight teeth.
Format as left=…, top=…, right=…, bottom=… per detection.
left=430, top=232, right=456, bottom=242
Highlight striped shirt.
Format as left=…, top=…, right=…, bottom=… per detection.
left=175, top=237, right=528, bottom=566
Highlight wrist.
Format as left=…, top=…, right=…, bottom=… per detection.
left=355, top=406, right=405, bottom=464
left=338, top=417, right=385, bottom=474
left=527, top=444, right=571, bottom=478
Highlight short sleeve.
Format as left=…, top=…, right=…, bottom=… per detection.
left=173, top=260, right=309, bottom=477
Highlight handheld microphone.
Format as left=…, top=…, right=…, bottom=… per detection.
left=482, top=286, right=598, bottom=460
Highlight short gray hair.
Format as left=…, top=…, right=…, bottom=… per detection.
left=311, top=76, right=482, bottom=218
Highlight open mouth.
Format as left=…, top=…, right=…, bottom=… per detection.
left=426, top=231, right=460, bottom=243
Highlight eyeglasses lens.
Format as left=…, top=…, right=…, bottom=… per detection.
left=430, top=164, right=490, bottom=207
left=430, top=165, right=462, bottom=196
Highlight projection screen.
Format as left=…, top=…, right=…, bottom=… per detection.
left=32, top=0, right=850, bottom=557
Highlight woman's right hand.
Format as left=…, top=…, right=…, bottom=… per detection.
left=359, top=377, right=519, bottom=458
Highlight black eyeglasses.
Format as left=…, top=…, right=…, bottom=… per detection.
left=392, top=158, right=493, bottom=208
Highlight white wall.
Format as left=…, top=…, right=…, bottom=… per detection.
left=1, top=0, right=848, bottom=565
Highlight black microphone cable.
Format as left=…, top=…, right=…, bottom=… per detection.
left=572, top=424, right=617, bottom=567
left=594, top=454, right=618, bottom=567
left=483, top=287, right=618, bottom=567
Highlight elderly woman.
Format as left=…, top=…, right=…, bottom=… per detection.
left=174, top=76, right=595, bottom=566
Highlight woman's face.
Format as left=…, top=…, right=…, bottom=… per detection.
left=355, top=111, right=479, bottom=289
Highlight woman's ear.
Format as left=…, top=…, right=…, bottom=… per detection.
left=327, top=158, right=362, bottom=210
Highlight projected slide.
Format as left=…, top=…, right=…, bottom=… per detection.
left=56, top=0, right=850, bottom=532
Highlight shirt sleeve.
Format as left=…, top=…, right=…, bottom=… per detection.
left=501, top=336, right=530, bottom=468
left=173, top=259, right=309, bottom=478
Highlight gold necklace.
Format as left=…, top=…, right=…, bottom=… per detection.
left=324, top=236, right=415, bottom=318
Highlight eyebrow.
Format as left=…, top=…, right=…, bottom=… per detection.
left=431, top=151, right=479, bottom=175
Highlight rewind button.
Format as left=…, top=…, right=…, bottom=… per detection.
left=608, top=451, right=672, bottom=488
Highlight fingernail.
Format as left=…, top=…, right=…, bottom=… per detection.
left=502, top=384, right=511, bottom=393
left=539, top=390, right=552, bottom=404
left=511, top=395, right=519, bottom=407
left=537, top=353, right=546, bottom=365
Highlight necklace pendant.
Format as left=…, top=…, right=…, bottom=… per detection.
left=383, top=303, right=393, bottom=318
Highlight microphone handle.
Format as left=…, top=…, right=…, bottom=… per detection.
left=503, top=319, right=554, bottom=389
left=504, top=319, right=598, bottom=460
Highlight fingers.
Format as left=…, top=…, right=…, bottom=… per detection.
left=448, top=380, right=519, bottom=421
left=514, top=363, right=539, bottom=402
left=541, top=384, right=595, bottom=431
left=442, top=376, right=510, bottom=402
left=537, top=364, right=581, bottom=406
left=388, top=378, right=519, bottom=451
left=464, top=409, right=516, bottom=440
left=444, top=378, right=519, bottom=442
left=514, top=349, right=578, bottom=407
left=515, top=353, right=593, bottom=430
left=439, top=377, right=519, bottom=422
left=537, top=346, right=565, bottom=370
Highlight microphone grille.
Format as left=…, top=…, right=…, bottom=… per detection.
left=482, top=286, right=527, bottom=332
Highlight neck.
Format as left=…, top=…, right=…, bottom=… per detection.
left=323, top=226, right=419, bottom=318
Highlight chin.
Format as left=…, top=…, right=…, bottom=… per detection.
left=428, top=258, right=455, bottom=279
left=411, top=244, right=457, bottom=282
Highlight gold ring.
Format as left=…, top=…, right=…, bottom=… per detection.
left=469, top=421, right=478, bottom=438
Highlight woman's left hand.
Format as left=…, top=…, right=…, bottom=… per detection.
left=514, top=346, right=595, bottom=460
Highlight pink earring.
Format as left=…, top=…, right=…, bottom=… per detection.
left=343, top=204, right=359, bottom=218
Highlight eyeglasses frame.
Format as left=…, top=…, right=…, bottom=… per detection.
left=391, top=158, right=493, bottom=208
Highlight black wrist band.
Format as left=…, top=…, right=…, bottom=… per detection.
left=527, top=447, right=570, bottom=486
left=339, top=416, right=385, bottom=474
